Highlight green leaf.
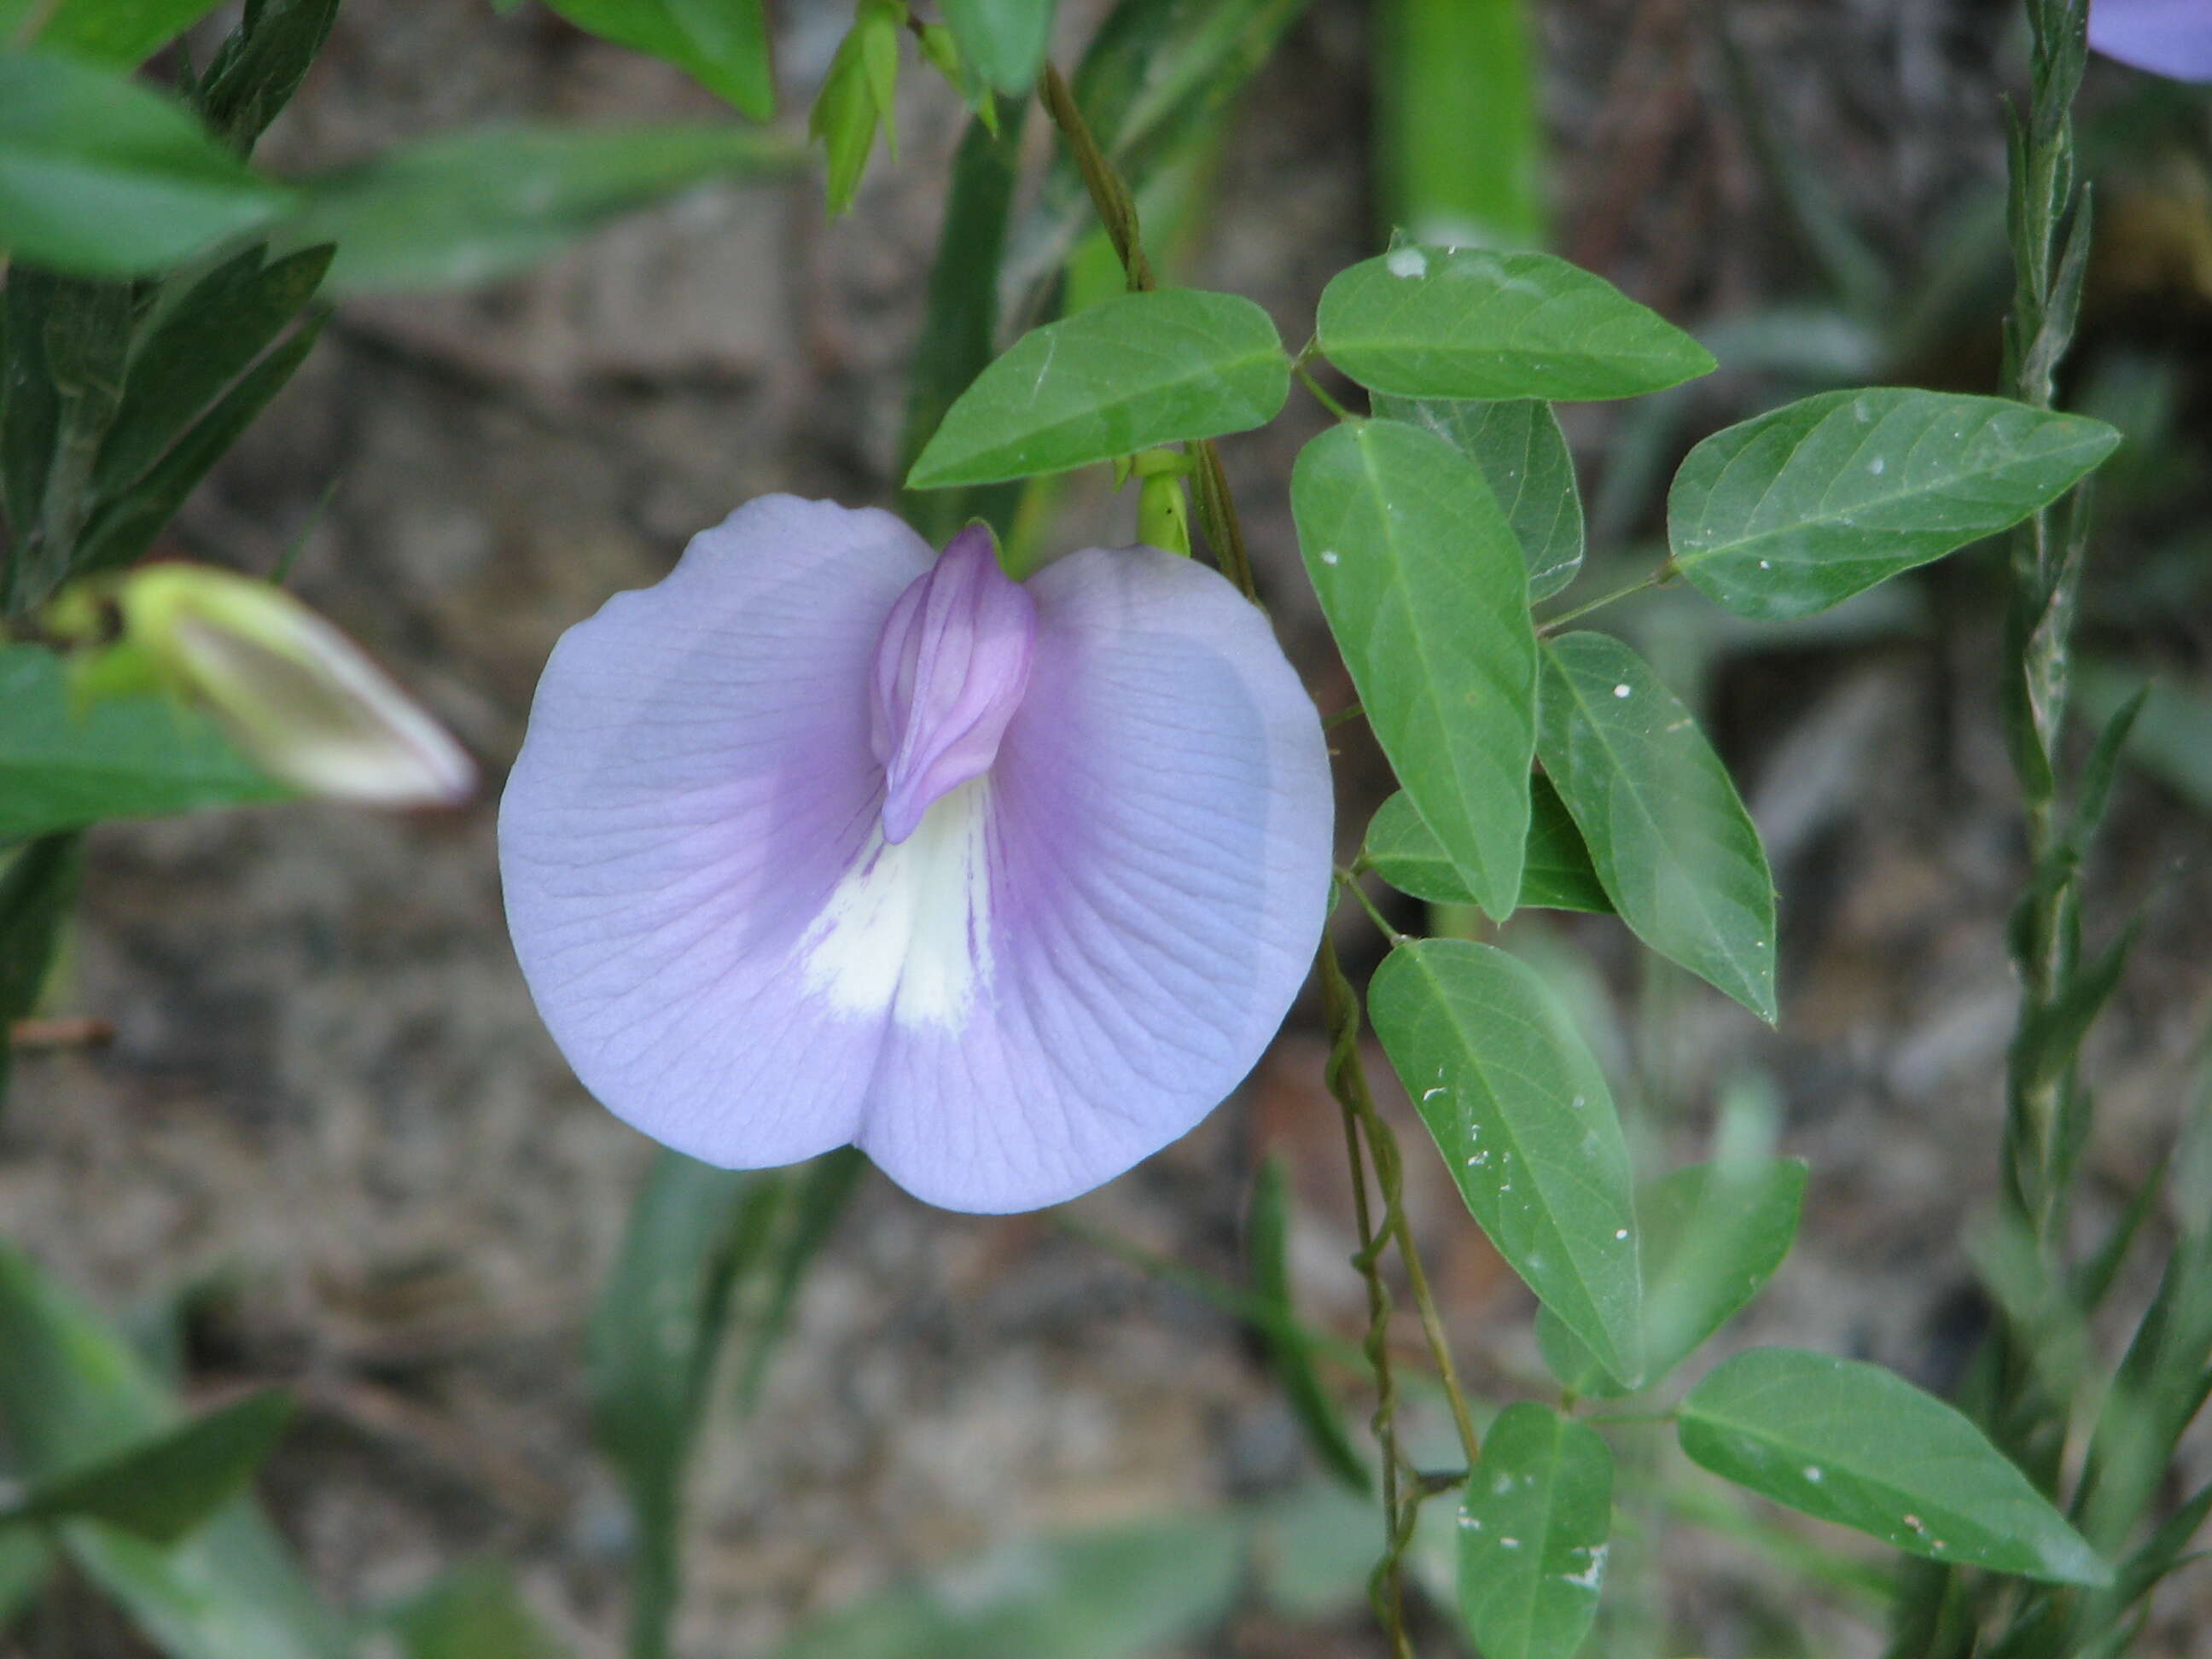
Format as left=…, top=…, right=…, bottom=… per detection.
left=0, top=644, right=289, bottom=841
left=195, top=0, right=341, bottom=153
left=1364, top=778, right=1608, bottom=915
left=1374, top=396, right=1582, bottom=601
left=1676, top=1348, right=2110, bottom=1586
left=386, top=1564, right=573, bottom=1659
left=898, top=102, right=1028, bottom=544
left=0, top=833, right=80, bottom=1103
left=13, top=1390, right=294, bottom=1545
left=1316, top=245, right=1714, bottom=402
left=942, top=0, right=1059, bottom=96
left=771, top=1515, right=1244, bottom=1659
left=1369, top=939, right=1642, bottom=1387
left=1458, top=1404, right=1612, bottom=1659
left=93, top=243, right=332, bottom=499
left=0, top=1245, right=346, bottom=1659
left=1538, top=1158, right=1806, bottom=1396
left=291, top=124, right=795, bottom=294
left=2, top=266, right=62, bottom=553
left=20, top=0, right=229, bottom=67
left=1249, top=1157, right=1370, bottom=1493
left=1536, top=632, right=1777, bottom=1021
left=0, top=52, right=292, bottom=276
left=1291, top=419, right=1534, bottom=918
left=906, top=288, right=1289, bottom=487
left=590, top=1151, right=783, bottom=1659
left=539, top=0, right=774, bottom=118
left=74, top=309, right=328, bottom=579
left=1668, top=389, right=2122, bottom=621
left=735, top=1148, right=869, bottom=1410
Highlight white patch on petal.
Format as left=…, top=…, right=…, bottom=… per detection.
left=800, top=778, right=994, bottom=1030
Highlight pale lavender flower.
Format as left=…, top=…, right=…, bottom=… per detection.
left=2091, top=0, right=2212, bottom=79
left=498, top=498, right=1333, bottom=1213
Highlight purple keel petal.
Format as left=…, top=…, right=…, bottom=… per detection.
left=870, top=524, right=1037, bottom=844
left=856, top=545, right=1334, bottom=1211
left=2091, top=0, right=2212, bottom=79
left=499, top=496, right=932, bottom=1167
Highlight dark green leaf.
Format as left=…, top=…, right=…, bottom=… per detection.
left=1536, top=632, right=1778, bottom=1021
left=2, top=266, right=62, bottom=559
left=0, top=1528, right=50, bottom=1638
left=0, top=644, right=289, bottom=841
left=1292, top=419, right=1534, bottom=919
left=94, top=243, right=331, bottom=498
left=1374, top=395, right=1582, bottom=601
left=908, top=288, right=1288, bottom=486
left=899, top=102, right=1028, bottom=544
left=196, top=0, right=342, bottom=152
left=1249, top=1157, right=1369, bottom=1493
left=1317, top=246, right=1714, bottom=402
left=386, top=1564, right=573, bottom=1659
left=735, top=1148, right=869, bottom=1410
left=942, top=0, right=1058, bottom=96
left=771, top=1515, right=1244, bottom=1659
left=590, top=1152, right=783, bottom=1659
left=292, top=125, right=795, bottom=294
left=0, top=1245, right=346, bottom=1659
left=1539, top=1158, right=1806, bottom=1396
left=1668, top=389, right=2121, bottom=621
left=23, top=0, right=230, bottom=67
left=73, top=310, right=327, bottom=578
left=0, top=52, right=291, bottom=276
left=1363, top=778, right=1608, bottom=915
left=0, top=832, right=79, bottom=1103
left=1369, top=940, right=1642, bottom=1387
left=1677, top=1348, right=2110, bottom=1586
left=542, top=0, right=774, bottom=118
left=1457, top=1404, right=1612, bottom=1659
left=15, top=1390, right=294, bottom=1545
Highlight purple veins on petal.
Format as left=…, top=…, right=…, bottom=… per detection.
left=870, top=522, right=1038, bottom=844
left=498, top=497, right=1333, bottom=1214
left=2089, top=0, right=2212, bottom=79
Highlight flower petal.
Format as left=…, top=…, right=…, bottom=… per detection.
left=2091, top=0, right=2212, bottom=79
left=499, top=496, right=933, bottom=1167
left=856, top=544, right=1334, bottom=1211
left=500, top=501, right=1333, bottom=1213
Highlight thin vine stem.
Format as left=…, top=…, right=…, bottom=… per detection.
left=1295, top=363, right=1356, bottom=422
left=1537, top=562, right=1675, bottom=635
left=1039, top=60, right=1486, bottom=1650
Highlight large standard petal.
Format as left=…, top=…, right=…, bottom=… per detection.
left=855, top=545, right=1335, bottom=1211
left=2091, top=0, right=2212, bottom=79
left=499, top=496, right=933, bottom=1167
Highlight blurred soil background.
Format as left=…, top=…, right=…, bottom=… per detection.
left=6, top=0, right=2212, bottom=1654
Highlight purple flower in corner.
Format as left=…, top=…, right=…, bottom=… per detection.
left=498, top=499, right=1333, bottom=1213
left=2091, top=0, right=2212, bottom=79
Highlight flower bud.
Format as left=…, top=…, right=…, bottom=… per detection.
left=72, top=563, right=475, bottom=808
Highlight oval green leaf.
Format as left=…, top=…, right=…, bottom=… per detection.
left=1292, top=419, right=1534, bottom=919
left=1536, top=632, right=1777, bottom=1021
left=942, top=0, right=1058, bottom=95
left=1539, top=1157, right=1806, bottom=1396
left=0, top=52, right=292, bottom=276
left=1458, top=1404, right=1614, bottom=1659
left=1669, top=388, right=2122, bottom=621
left=1373, top=397, right=1583, bottom=601
left=1370, top=940, right=1642, bottom=1387
left=1318, top=245, right=1714, bottom=402
left=908, top=288, right=1289, bottom=486
left=20, top=1391, right=295, bottom=1545
left=1678, top=1348, right=2110, bottom=1586
left=1364, top=778, right=1609, bottom=915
